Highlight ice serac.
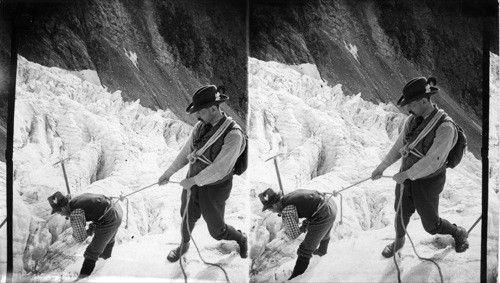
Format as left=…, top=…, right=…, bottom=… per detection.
left=12, top=0, right=247, bottom=127
left=10, top=56, right=176, bottom=280
left=248, top=57, right=493, bottom=282
left=250, top=0, right=493, bottom=158
left=12, top=55, right=249, bottom=282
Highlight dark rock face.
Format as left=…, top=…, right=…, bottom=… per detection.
left=1, top=0, right=498, bottom=158
left=250, top=0, right=498, bottom=158
left=0, top=2, right=13, bottom=162
left=12, top=0, right=247, bottom=127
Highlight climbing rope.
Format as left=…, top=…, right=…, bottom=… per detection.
left=98, top=181, right=174, bottom=223
left=311, top=176, right=376, bottom=222
left=467, top=215, right=482, bottom=235
left=179, top=187, right=231, bottom=283
left=392, top=182, right=481, bottom=283
left=394, top=183, right=444, bottom=283
left=312, top=174, right=480, bottom=283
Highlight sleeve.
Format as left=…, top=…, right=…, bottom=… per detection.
left=379, top=117, right=411, bottom=170
left=282, top=205, right=301, bottom=240
left=193, top=129, right=245, bottom=186
left=405, top=121, right=457, bottom=180
left=163, top=125, right=198, bottom=177
left=70, top=209, right=88, bottom=243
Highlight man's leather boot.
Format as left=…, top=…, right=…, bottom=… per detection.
left=77, top=258, right=96, bottom=279
left=453, top=225, right=469, bottom=253
left=167, top=242, right=190, bottom=262
left=237, top=230, right=248, bottom=258
left=382, top=236, right=405, bottom=258
left=288, top=256, right=310, bottom=280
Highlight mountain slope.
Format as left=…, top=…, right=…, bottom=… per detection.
left=250, top=0, right=497, bottom=158
left=247, top=57, right=497, bottom=283
left=11, top=56, right=249, bottom=282
left=11, top=0, right=247, bottom=127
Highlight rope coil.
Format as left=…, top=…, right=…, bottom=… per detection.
left=399, top=110, right=445, bottom=159
left=188, top=118, right=233, bottom=165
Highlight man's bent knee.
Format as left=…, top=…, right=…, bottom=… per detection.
left=423, top=221, right=441, bottom=235
left=209, top=227, right=227, bottom=240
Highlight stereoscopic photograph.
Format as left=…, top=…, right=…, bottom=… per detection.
left=0, top=0, right=498, bottom=282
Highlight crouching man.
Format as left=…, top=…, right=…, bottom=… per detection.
left=48, top=191, right=123, bottom=279
left=259, top=188, right=337, bottom=280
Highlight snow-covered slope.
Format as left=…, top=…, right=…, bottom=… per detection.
left=12, top=56, right=249, bottom=282
left=247, top=57, right=498, bottom=282
left=5, top=52, right=499, bottom=282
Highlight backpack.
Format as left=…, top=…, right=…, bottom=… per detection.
left=446, top=121, right=467, bottom=168
left=233, top=135, right=248, bottom=175
left=222, top=121, right=248, bottom=175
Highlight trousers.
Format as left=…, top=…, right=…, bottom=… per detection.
left=180, top=178, right=241, bottom=242
left=84, top=204, right=123, bottom=261
left=394, top=171, right=457, bottom=237
left=297, top=198, right=337, bottom=259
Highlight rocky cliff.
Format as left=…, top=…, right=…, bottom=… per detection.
left=250, top=0, right=499, bottom=158
left=0, top=2, right=13, bottom=162
left=9, top=0, right=247, bottom=128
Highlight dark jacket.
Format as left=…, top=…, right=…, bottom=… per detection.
left=281, top=189, right=325, bottom=219
left=69, top=193, right=111, bottom=222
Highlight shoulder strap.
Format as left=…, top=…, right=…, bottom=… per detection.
left=400, top=110, right=445, bottom=158
left=188, top=118, right=234, bottom=165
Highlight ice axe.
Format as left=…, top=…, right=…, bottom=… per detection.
left=265, top=154, right=284, bottom=195
left=53, top=157, right=72, bottom=197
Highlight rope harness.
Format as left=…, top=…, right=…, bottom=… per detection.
left=187, top=118, right=233, bottom=166
left=399, top=109, right=445, bottom=159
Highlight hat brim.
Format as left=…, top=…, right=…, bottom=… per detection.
left=260, top=191, right=282, bottom=212
left=186, top=95, right=229, bottom=114
left=262, top=203, right=273, bottom=212
left=397, top=88, right=439, bottom=107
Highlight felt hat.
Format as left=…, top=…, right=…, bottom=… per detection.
left=397, top=77, right=439, bottom=107
left=258, top=188, right=282, bottom=212
left=47, top=191, right=69, bottom=214
left=186, top=85, right=229, bottom=114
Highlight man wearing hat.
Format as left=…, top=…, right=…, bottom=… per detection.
left=371, top=77, right=469, bottom=258
left=259, top=188, right=337, bottom=280
left=158, top=85, right=247, bottom=262
left=48, top=191, right=123, bottom=279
